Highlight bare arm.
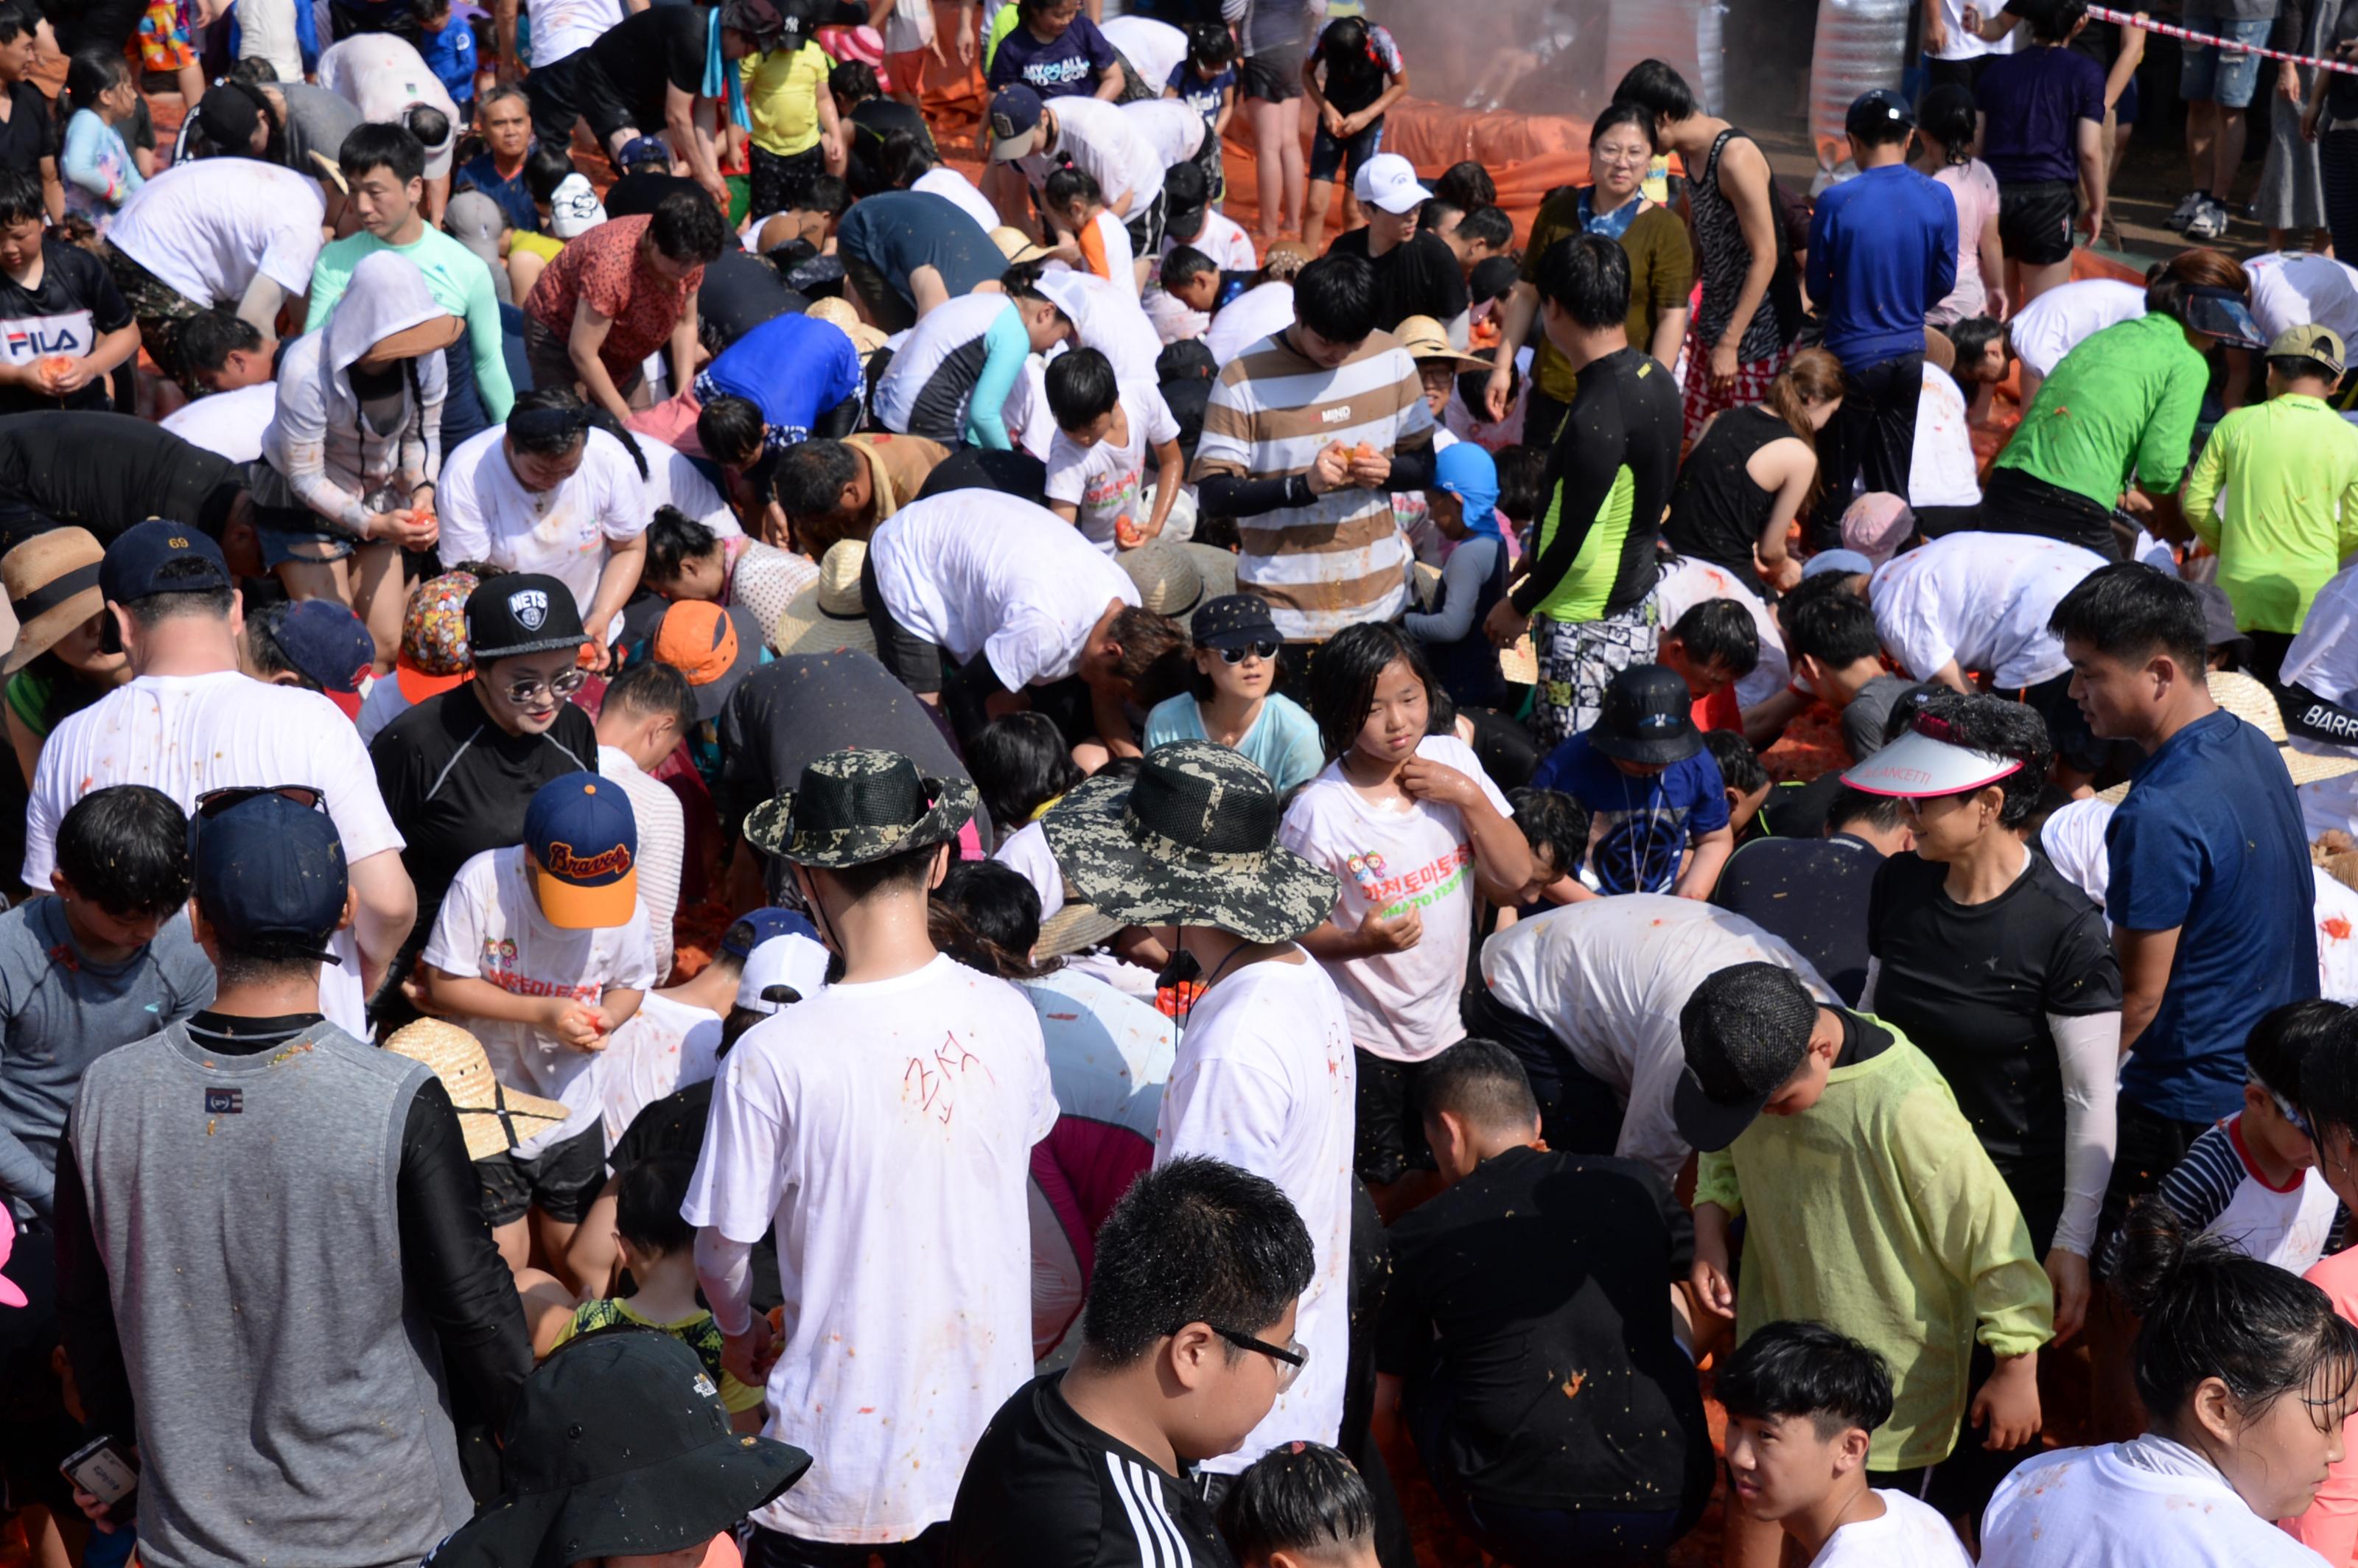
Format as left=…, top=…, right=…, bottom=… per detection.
left=494, top=0, right=518, bottom=78
left=2106, top=18, right=2147, bottom=110
left=2116, top=925, right=2183, bottom=1057
left=1648, top=303, right=1690, bottom=369
left=1144, top=438, right=1183, bottom=539
left=2075, top=116, right=2105, bottom=243
left=346, top=847, right=417, bottom=1000
left=567, top=297, right=634, bottom=426
left=668, top=298, right=701, bottom=404
left=1707, top=139, right=1781, bottom=386
left=1485, top=279, right=1539, bottom=420
left=1342, top=66, right=1409, bottom=136
left=585, top=531, right=648, bottom=660
left=1093, top=59, right=1127, bottom=101
left=38, top=155, right=61, bottom=226
left=1673, top=824, right=1735, bottom=900
left=669, top=84, right=728, bottom=207
left=1979, top=208, right=2007, bottom=319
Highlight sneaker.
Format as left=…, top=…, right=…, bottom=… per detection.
left=2185, top=196, right=2231, bottom=239
left=2166, top=191, right=2205, bottom=231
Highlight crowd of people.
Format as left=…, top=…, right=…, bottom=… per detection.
left=14, top=0, right=2358, bottom=1565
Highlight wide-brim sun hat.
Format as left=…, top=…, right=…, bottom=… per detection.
left=384, top=1019, right=570, bottom=1163
left=1119, top=539, right=1238, bottom=620
left=742, top=746, right=979, bottom=869
left=772, top=539, right=878, bottom=659
left=807, top=295, right=887, bottom=358
left=1, top=526, right=106, bottom=676
left=1035, top=900, right=1127, bottom=959
left=1041, top=739, right=1339, bottom=945
left=2214, top=668, right=2358, bottom=786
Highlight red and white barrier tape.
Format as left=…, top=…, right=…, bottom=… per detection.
left=2084, top=5, right=2358, bottom=76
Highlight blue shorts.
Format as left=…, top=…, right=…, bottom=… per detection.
left=252, top=503, right=360, bottom=569
left=2180, top=14, right=2274, bottom=109
left=1310, top=118, right=1385, bottom=183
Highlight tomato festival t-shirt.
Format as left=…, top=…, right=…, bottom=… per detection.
left=1043, top=385, right=1180, bottom=553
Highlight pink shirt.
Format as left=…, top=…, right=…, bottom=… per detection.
left=2288, top=1245, right=2358, bottom=1561
left=1931, top=159, right=2000, bottom=326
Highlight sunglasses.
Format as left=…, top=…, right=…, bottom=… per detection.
left=189, top=783, right=326, bottom=858
left=1173, top=1323, right=1308, bottom=1391
left=1217, top=640, right=1281, bottom=665
left=499, top=668, right=589, bottom=705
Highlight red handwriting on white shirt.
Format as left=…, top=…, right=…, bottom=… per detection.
left=903, top=1032, right=996, bottom=1126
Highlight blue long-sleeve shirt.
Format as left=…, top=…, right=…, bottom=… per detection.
left=1807, top=163, right=1959, bottom=368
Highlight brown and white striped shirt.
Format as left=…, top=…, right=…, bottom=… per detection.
left=1191, top=327, right=1435, bottom=643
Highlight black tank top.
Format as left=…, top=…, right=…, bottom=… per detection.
left=1662, top=404, right=1792, bottom=591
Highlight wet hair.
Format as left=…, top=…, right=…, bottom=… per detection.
left=2249, top=999, right=2348, bottom=1104
left=2032, top=0, right=2089, bottom=42
left=1946, top=314, right=2010, bottom=372
left=1760, top=348, right=1844, bottom=511
left=56, top=785, right=192, bottom=920
left=1217, top=1443, right=1376, bottom=1564
left=1420, top=1038, right=1541, bottom=1134
left=57, top=49, right=131, bottom=134
left=1534, top=232, right=1630, bottom=332
left=1669, top=598, right=1762, bottom=681
left=1419, top=197, right=1466, bottom=237
left=2047, top=561, right=2208, bottom=675
left=1455, top=206, right=1515, bottom=254
left=2270, top=353, right=2342, bottom=386
left=0, top=164, right=41, bottom=228
left=125, top=558, right=237, bottom=628
left=1082, top=1156, right=1316, bottom=1365
left=2113, top=1199, right=2358, bottom=1432
left=1718, top=1320, right=1897, bottom=1438
left=615, top=1157, right=698, bottom=1257
left=1292, top=253, right=1381, bottom=345
left=771, top=438, right=864, bottom=550
left=1915, top=82, right=1977, bottom=161
left=1307, top=621, right=1443, bottom=762
left=1612, top=58, right=1700, bottom=125
left=1780, top=578, right=1881, bottom=665
left=181, top=307, right=264, bottom=374
left=797, top=174, right=853, bottom=217
left=1586, top=100, right=1658, bottom=155
left=1108, top=608, right=1192, bottom=706
left=650, top=189, right=729, bottom=265
left=1161, top=244, right=1218, bottom=291
left=1315, top=15, right=1374, bottom=74
left=879, top=128, right=939, bottom=189
left=1508, top=786, right=1589, bottom=878
left=2302, top=1008, right=2358, bottom=1142
left=339, top=120, right=426, bottom=186
left=602, top=657, right=697, bottom=741
left=1158, top=337, right=1217, bottom=382
left=1045, top=346, right=1120, bottom=430
left=695, top=395, right=768, bottom=467
left=0, top=2, right=35, bottom=43
left=928, top=858, right=1057, bottom=981
left=523, top=143, right=578, bottom=204
left=643, top=505, right=722, bottom=585
left=2147, top=247, right=2250, bottom=325
left=968, top=712, right=1082, bottom=833
left=1911, top=690, right=2051, bottom=827
left=508, top=387, right=650, bottom=478
left=1704, top=729, right=1768, bottom=799
left=1494, top=445, right=1546, bottom=523
left=1432, top=161, right=1497, bottom=211
left=1186, top=22, right=1237, bottom=69
left=1827, top=785, right=1908, bottom=835
left=829, top=60, right=881, bottom=103
left=1043, top=164, right=1104, bottom=211
left=402, top=103, right=451, bottom=153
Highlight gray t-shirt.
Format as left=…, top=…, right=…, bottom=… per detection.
left=1841, top=673, right=1928, bottom=763
left=0, top=898, right=213, bottom=1218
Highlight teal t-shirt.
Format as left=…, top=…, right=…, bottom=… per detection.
left=1142, top=691, right=1325, bottom=794
left=307, top=225, right=516, bottom=421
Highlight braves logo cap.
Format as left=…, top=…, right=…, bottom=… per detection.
left=524, top=772, right=639, bottom=931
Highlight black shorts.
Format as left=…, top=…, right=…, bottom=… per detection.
left=841, top=250, right=919, bottom=335
left=1354, top=1046, right=1438, bottom=1186
left=525, top=51, right=637, bottom=153
left=475, top=1121, right=608, bottom=1226
left=1997, top=178, right=2079, bottom=267
left=1123, top=191, right=1168, bottom=259
left=749, top=143, right=828, bottom=219
left=1240, top=49, right=1304, bottom=102
left=2094, top=1099, right=2214, bottom=1275
left=860, top=545, right=946, bottom=695
left=1310, top=119, right=1385, bottom=184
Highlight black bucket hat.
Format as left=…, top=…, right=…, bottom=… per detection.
left=422, top=1330, right=809, bottom=1568
left=1589, top=663, right=1704, bottom=766
left=1041, top=740, right=1338, bottom=945
left=743, top=747, right=979, bottom=869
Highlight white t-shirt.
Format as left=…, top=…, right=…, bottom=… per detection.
left=237, top=0, right=307, bottom=81
left=1279, top=735, right=1510, bottom=1063
left=592, top=989, right=723, bottom=1149
left=2040, top=797, right=2115, bottom=909
left=1911, top=363, right=1982, bottom=509
left=638, top=430, right=741, bottom=537
left=1020, top=96, right=1165, bottom=214
left=108, top=159, right=327, bottom=306
left=438, top=424, right=651, bottom=636
left=1101, top=14, right=1191, bottom=95
left=530, top=0, right=627, bottom=67
left=682, top=953, right=1057, bottom=1540
left=158, top=380, right=276, bottom=463
left=420, top=845, right=660, bottom=1153
left=1205, top=281, right=1295, bottom=368
left=355, top=673, right=413, bottom=748
left=598, top=745, right=684, bottom=973
left=992, top=817, right=1066, bottom=921
left=912, top=166, right=1001, bottom=234
left=1045, top=385, right=1182, bottom=552
left=1650, top=555, right=1791, bottom=712
left=1164, top=208, right=1260, bottom=273
left=23, top=670, right=403, bottom=1040
left=1144, top=287, right=1208, bottom=346
left=2320, top=865, right=2358, bottom=1004
left=1926, top=0, right=2020, bottom=58
left=1808, top=1489, right=1973, bottom=1567
left=2009, top=279, right=2147, bottom=379
left=2282, top=562, right=2358, bottom=841
left=868, top=489, right=1141, bottom=689
left=1035, top=267, right=1166, bottom=391
left=1120, top=97, right=1208, bottom=169
left=1981, top=1443, right=2332, bottom=1567
left=2245, top=251, right=2358, bottom=346
left=1869, top=530, right=2107, bottom=688
left=317, top=35, right=463, bottom=178
left=1156, top=953, right=1356, bottom=1475
left=1477, top=895, right=1834, bottom=1184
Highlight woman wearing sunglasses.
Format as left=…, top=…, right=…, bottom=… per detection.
left=1140, top=594, right=1322, bottom=794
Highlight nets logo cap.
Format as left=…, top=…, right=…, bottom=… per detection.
left=464, top=573, right=588, bottom=660
left=524, top=772, right=639, bottom=930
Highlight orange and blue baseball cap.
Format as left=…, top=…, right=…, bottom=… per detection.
left=524, top=773, right=639, bottom=930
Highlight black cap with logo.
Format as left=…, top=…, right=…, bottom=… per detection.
left=465, top=574, right=589, bottom=661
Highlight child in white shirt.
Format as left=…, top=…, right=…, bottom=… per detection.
left=1043, top=346, right=1183, bottom=553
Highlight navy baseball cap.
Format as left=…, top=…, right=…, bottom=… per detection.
left=101, top=519, right=231, bottom=605
left=524, top=773, right=638, bottom=931
left=1846, top=88, right=1914, bottom=139
left=1190, top=594, right=1279, bottom=651
left=192, top=791, right=349, bottom=964
left=273, top=599, right=375, bottom=720
left=723, top=906, right=816, bottom=960
left=617, top=136, right=672, bottom=172
left=989, top=84, right=1047, bottom=161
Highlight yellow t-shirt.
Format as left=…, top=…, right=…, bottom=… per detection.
left=742, top=40, right=835, bottom=158
left=510, top=229, right=564, bottom=264
left=550, top=1296, right=766, bottom=1413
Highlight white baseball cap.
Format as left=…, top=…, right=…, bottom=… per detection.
left=735, top=931, right=831, bottom=1013
left=548, top=172, right=608, bottom=240
left=1353, top=153, right=1432, bottom=216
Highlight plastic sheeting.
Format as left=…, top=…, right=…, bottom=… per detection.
left=1808, top=0, right=1911, bottom=171
left=1605, top=0, right=1728, bottom=117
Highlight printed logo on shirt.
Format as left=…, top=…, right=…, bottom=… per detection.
left=204, top=1087, right=244, bottom=1115
left=485, top=937, right=519, bottom=971
left=1320, top=405, right=1354, bottom=424
left=1353, top=842, right=1474, bottom=917
left=0, top=310, right=94, bottom=363
left=508, top=587, right=550, bottom=629
left=1026, top=55, right=1095, bottom=88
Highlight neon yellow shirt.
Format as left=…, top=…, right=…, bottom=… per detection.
left=551, top=1296, right=765, bottom=1413
left=982, top=2, right=1018, bottom=73
left=2183, top=391, right=2358, bottom=634
left=742, top=39, right=835, bottom=158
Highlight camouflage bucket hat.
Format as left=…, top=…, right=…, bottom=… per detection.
left=1040, top=740, right=1339, bottom=945
left=743, top=748, right=979, bottom=869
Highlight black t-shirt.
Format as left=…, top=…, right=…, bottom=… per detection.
left=1867, top=850, right=2121, bottom=1194
left=0, top=242, right=133, bottom=416
left=1514, top=346, right=1683, bottom=618
left=1376, top=1144, right=1716, bottom=1516
left=845, top=97, right=936, bottom=197
left=369, top=679, right=601, bottom=978
left=0, top=80, right=54, bottom=178
left=836, top=190, right=1002, bottom=306
left=586, top=6, right=710, bottom=130
left=714, top=652, right=970, bottom=845
left=603, top=170, right=707, bottom=220
left=0, top=411, right=239, bottom=546
left=699, top=249, right=808, bottom=352
left=948, top=1373, right=1236, bottom=1568
left=1711, top=833, right=1884, bottom=1005
left=1323, top=228, right=1469, bottom=333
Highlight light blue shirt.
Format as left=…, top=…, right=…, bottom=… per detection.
left=1142, top=691, right=1324, bottom=794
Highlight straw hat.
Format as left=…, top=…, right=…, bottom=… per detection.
left=1500, top=632, right=1538, bottom=687
left=383, top=1019, right=569, bottom=1163
left=989, top=224, right=1052, bottom=265
left=2098, top=669, right=2358, bottom=803
left=1119, top=540, right=1238, bottom=620
left=1393, top=314, right=1491, bottom=369
left=369, top=311, right=467, bottom=363
left=1, top=527, right=105, bottom=675
left=772, top=539, right=878, bottom=657
left=807, top=296, right=887, bottom=358
left=1035, top=900, right=1125, bottom=959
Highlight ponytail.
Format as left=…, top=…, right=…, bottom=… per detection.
left=57, top=49, right=127, bottom=136
left=1762, top=346, right=1844, bottom=513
